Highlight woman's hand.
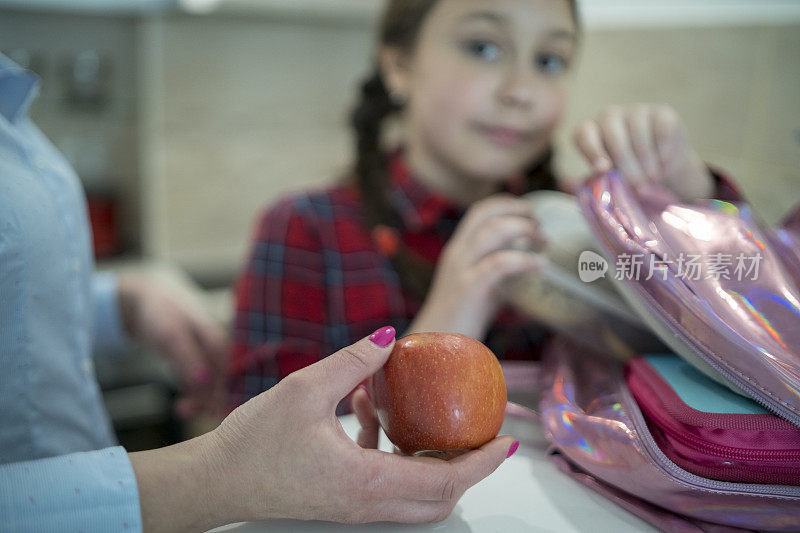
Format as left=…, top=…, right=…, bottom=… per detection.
left=117, top=272, right=229, bottom=418
left=131, top=327, right=516, bottom=531
left=573, top=104, right=714, bottom=200
left=407, top=196, right=546, bottom=340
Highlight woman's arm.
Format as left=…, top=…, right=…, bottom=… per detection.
left=128, top=438, right=220, bottom=532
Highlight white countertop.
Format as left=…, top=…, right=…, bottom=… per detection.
left=210, top=414, right=657, bottom=533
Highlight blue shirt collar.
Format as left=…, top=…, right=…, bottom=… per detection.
left=0, top=53, right=40, bottom=123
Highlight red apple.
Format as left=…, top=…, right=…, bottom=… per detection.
left=370, top=332, right=507, bottom=455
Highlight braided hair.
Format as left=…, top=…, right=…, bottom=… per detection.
left=351, top=0, right=580, bottom=302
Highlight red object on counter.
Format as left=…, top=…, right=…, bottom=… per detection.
left=86, top=193, right=119, bottom=259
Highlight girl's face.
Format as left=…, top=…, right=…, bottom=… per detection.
left=385, top=0, right=577, bottom=188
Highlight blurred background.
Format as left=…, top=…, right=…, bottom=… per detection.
left=1, top=0, right=799, bottom=449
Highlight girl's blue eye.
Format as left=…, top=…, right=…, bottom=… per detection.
left=537, top=53, right=567, bottom=75
left=463, top=40, right=502, bottom=62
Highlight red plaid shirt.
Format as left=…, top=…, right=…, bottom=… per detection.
left=228, top=154, right=740, bottom=408
left=229, top=154, right=552, bottom=408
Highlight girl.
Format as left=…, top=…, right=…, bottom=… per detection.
left=229, top=0, right=727, bottom=407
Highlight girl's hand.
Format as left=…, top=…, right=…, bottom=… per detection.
left=130, top=327, right=516, bottom=531
left=573, top=104, right=714, bottom=200
left=407, top=196, right=546, bottom=340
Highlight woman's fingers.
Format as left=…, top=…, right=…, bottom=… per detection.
left=161, top=328, right=211, bottom=391
left=299, top=328, right=396, bottom=410
left=352, top=387, right=380, bottom=449
left=368, top=435, right=516, bottom=503
left=185, top=318, right=230, bottom=415
left=352, top=436, right=517, bottom=523
left=173, top=395, right=202, bottom=419
left=447, top=435, right=517, bottom=492
left=368, top=499, right=454, bottom=524
left=353, top=440, right=515, bottom=524
left=191, top=317, right=229, bottom=373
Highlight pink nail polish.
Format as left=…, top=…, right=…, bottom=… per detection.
left=369, top=326, right=396, bottom=348
left=506, top=441, right=520, bottom=459
left=357, top=384, right=372, bottom=401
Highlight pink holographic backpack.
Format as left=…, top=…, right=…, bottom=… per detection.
left=521, top=171, right=800, bottom=532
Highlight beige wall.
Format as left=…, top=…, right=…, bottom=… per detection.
left=144, top=16, right=800, bottom=282
left=141, top=15, right=376, bottom=280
